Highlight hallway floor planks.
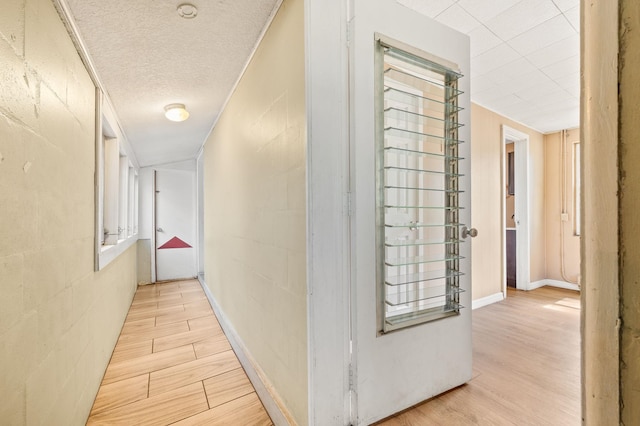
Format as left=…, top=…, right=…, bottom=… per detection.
left=377, top=286, right=581, bottom=425
left=87, top=279, right=272, bottom=426
left=89, top=282, right=579, bottom=425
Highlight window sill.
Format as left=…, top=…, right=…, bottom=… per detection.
left=98, top=234, right=138, bottom=270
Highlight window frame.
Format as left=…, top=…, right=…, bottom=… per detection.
left=94, top=89, right=139, bottom=270
left=375, top=39, right=465, bottom=333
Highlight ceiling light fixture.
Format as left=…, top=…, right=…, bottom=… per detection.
left=177, top=3, right=198, bottom=19
left=164, top=103, right=190, bottom=122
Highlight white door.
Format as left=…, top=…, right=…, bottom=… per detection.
left=350, top=2, right=473, bottom=424
left=155, top=169, right=197, bottom=281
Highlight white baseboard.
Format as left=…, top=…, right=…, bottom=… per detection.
left=529, top=279, right=580, bottom=292
left=472, top=292, right=504, bottom=310
left=197, top=277, right=291, bottom=426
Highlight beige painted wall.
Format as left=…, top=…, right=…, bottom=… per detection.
left=471, top=103, right=546, bottom=300
left=544, top=128, right=580, bottom=284
left=137, top=239, right=152, bottom=284
left=0, top=0, right=138, bottom=424
left=202, top=0, right=307, bottom=423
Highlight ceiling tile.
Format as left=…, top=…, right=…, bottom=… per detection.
left=488, top=94, right=528, bottom=110
left=541, top=54, right=579, bottom=79
left=485, top=0, right=560, bottom=40
left=485, top=57, right=537, bottom=85
left=551, top=0, right=579, bottom=12
left=469, top=25, right=503, bottom=57
left=525, top=33, right=579, bottom=69
left=555, top=72, right=580, bottom=98
left=396, top=0, right=456, bottom=18
left=471, top=74, right=500, bottom=93
left=563, top=6, right=579, bottom=32
left=529, top=87, right=575, bottom=106
left=515, top=79, right=564, bottom=102
left=471, top=43, right=520, bottom=77
left=539, top=97, right=579, bottom=116
left=507, top=14, right=576, bottom=56
left=457, top=0, right=521, bottom=23
left=472, top=85, right=516, bottom=104
left=435, top=4, right=481, bottom=34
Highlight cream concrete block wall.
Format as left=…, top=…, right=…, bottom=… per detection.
left=202, top=0, right=307, bottom=423
left=470, top=103, right=546, bottom=300
left=544, top=128, right=580, bottom=283
left=0, top=0, right=137, bottom=424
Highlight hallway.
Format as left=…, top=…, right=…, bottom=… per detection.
left=86, top=280, right=272, bottom=425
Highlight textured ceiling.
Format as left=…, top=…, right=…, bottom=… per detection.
left=65, top=0, right=280, bottom=167
left=66, top=0, right=578, bottom=168
left=398, top=0, right=580, bottom=133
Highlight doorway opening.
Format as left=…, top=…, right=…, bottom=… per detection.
left=501, top=125, right=530, bottom=294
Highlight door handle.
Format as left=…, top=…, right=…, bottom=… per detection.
left=157, top=227, right=164, bottom=233
left=461, top=226, right=478, bottom=239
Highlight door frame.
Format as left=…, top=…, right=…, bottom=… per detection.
left=501, top=125, right=531, bottom=293
left=151, top=169, right=157, bottom=283
left=153, top=166, right=198, bottom=282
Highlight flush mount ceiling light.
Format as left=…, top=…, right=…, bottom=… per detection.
left=164, top=103, right=190, bottom=122
left=177, top=3, right=198, bottom=19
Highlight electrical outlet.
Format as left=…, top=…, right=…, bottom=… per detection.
left=561, top=213, right=569, bottom=222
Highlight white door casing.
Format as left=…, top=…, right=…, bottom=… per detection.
left=501, top=125, right=531, bottom=292
left=350, top=2, right=472, bottom=424
left=155, top=169, right=197, bottom=281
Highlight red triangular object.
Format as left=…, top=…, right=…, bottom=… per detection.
left=158, top=236, right=192, bottom=249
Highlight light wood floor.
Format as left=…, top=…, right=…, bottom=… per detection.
left=89, top=283, right=579, bottom=425
left=87, top=279, right=272, bottom=425
left=377, top=286, right=581, bottom=426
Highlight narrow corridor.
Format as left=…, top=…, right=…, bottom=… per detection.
left=87, top=280, right=272, bottom=425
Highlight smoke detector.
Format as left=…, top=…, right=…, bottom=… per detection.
left=177, top=3, right=198, bottom=19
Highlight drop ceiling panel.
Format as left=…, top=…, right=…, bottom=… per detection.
left=456, top=0, right=521, bottom=23
left=550, top=0, right=579, bottom=12
left=404, top=0, right=579, bottom=133
left=434, top=4, right=480, bottom=34
left=525, top=34, right=579, bottom=69
left=471, top=43, right=520, bottom=76
left=468, top=25, right=503, bottom=56
left=542, top=55, right=580, bottom=80
left=471, top=74, right=500, bottom=93
left=485, top=0, right=560, bottom=40
left=397, top=0, right=456, bottom=17
left=556, top=72, right=580, bottom=98
left=515, top=80, right=564, bottom=102
left=485, top=57, right=537, bottom=85
left=564, top=6, right=580, bottom=31
left=507, top=14, right=576, bottom=56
